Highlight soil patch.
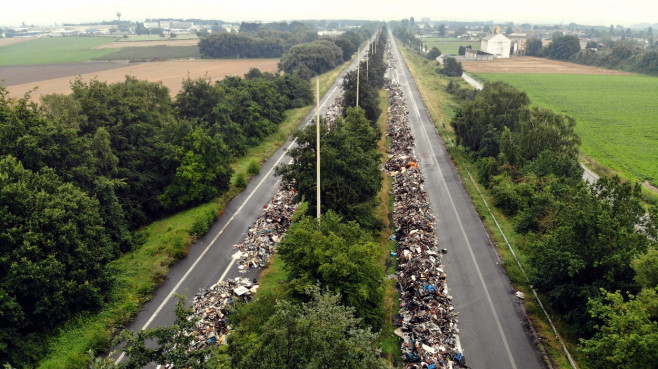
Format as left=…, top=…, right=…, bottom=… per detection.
left=462, top=56, right=634, bottom=75
left=0, top=62, right=131, bottom=86
left=0, top=37, right=33, bottom=47
left=3, top=59, right=280, bottom=99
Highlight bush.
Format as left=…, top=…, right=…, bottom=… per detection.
left=235, top=172, right=248, bottom=188
left=247, top=160, right=261, bottom=175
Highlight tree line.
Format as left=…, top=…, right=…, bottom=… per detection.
left=95, top=29, right=392, bottom=369
left=0, top=70, right=313, bottom=366
left=525, top=34, right=658, bottom=75
left=450, top=81, right=658, bottom=368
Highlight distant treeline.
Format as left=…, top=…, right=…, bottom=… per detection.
left=199, top=21, right=378, bottom=80
left=0, top=70, right=313, bottom=366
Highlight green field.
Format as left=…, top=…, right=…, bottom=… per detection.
left=97, top=45, right=201, bottom=60
left=0, top=37, right=118, bottom=65
left=475, top=73, right=658, bottom=186
left=421, top=37, right=480, bottom=55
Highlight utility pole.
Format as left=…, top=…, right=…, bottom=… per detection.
left=356, top=48, right=360, bottom=107
left=316, top=78, right=321, bottom=219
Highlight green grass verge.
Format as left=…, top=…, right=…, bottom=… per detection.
left=0, top=37, right=118, bottom=66
left=474, top=73, right=658, bottom=188
left=398, top=40, right=586, bottom=369
left=38, top=63, right=349, bottom=368
left=421, top=37, right=480, bottom=55
left=96, top=46, right=201, bottom=61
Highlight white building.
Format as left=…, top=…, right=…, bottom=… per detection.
left=481, top=33, right=511, bottom=58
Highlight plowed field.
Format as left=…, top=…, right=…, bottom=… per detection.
left=462, top=56, right=633, bottom=75
left=1, top=59, right=279, bottom=99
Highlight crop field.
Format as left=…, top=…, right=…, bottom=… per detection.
left=476, top=72, right=658, bottom=185
left=97, top=45, right=201, bottom=60
left=2, top=59, right=280, bottom=99
left=421, top=37, right=480, bottom=55
left=0, top=37, right=118, bottom=65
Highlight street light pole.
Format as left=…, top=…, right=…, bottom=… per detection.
left=316, top=77, right=321, bottom=219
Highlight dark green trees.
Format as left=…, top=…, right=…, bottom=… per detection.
left=441, top=57, right=463, bottom=77
left=277, top=107, right=382, bottom=227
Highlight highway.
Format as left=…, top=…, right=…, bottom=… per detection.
left=388, top=32, right=546, bottom=369
left=111, top=43, right=372, bottom=365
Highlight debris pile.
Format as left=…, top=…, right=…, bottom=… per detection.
left=233, top=188, right=298, bottom=273
left=322, top=90, right=345, bottom=128
left=385, top=46, right=465, bottom=368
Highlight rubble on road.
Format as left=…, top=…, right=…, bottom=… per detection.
left=232, top=188, right=298, bottom=273
left=385, top=43, right=466, bottom=368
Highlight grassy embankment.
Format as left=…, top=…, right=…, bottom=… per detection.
left=421, top=37, right=480, bottom=55
left=471, top=72, right=658, bottom=204
left=38, top=58, right=354, bottom=369
left=0, top=37, right=118, bottom=66
left=398, top=41, right=587, bottom=369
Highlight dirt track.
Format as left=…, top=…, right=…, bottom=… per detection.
left=462, top=56, right=633, bottom=75
left=2, top=59, right=280, bottom=99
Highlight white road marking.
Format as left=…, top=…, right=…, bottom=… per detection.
left=217, top=251, right=242, bottom=284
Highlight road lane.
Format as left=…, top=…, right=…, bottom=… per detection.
left=111, top=42, right=374, bottom=364
left=389, top=33, right=546, bottom=369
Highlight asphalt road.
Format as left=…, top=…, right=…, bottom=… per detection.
left=389, top=33, right=546, bottom=369
left=111, top=43, right=373, bottom=365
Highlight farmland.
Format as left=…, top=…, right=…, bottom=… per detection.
left=0, top=37, right=118, bottom=65
left=1, top=59, right=280, bottom=99
left=475, top=72, right=658, bottom=186
left=420, top=37, right=480, bottom=55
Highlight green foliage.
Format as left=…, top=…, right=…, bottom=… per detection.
left=525, top=38, right=543, bottom=56
left=632, top=247, right=658, bottom=289
left=529, top=177, right=654, bottom=336
left=234, top=172, right=247, bottom=188
left=0, top=156, right=114, bottom=364
left=198, top=33, right=286, bottom=58
left=277, top=212, right=386, bottom=329
left=228, top=288, right=388, bottom=369
left=277, top=107, right=383, bottom=228
left=580, top=288, right=658, bottom=369
left=427, top=47, right=441, bottom=60
left=247, top=160, right=260, bottom=176
left=190, top=208, right=219, bottom=237
left=441, top=57, right=463, bottom=77
left=478, top=73, right=658, bottom=185
left=278, top=39, right=344, bottom=79
left=545, top=35, right=581, bottom=60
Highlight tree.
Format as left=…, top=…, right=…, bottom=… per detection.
left=526, top=37, right=543, bottom=56
left=546, top=35, right=581, bottom=60
left=441, top=56, right=463, bottom=77
left=277, top=108, right=382, bottom=227
left=228, top=288, right=388, bottom=369
left=438, top=24, right=446, bottom=37
left=277, top=213, right=385, bottom=329
left=529, top=177, right=653, bottom=336
left=427, top=46, right=441, bottom=60
left=580, top=288, right=658, bottom=369
left=0, top=156, right=115, bottom=365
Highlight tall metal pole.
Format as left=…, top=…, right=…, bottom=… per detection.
left=316, top=77, right=321, bottom=219
left=356, top=48, right=360, bottom=108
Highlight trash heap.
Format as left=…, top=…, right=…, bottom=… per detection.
left=233, top=188, right=298, bottom=273
left=187, top=187, right=297, bottom=350
left=323, top=90, right=345, bottom=128
left=384, top=60, right=465, bottom=367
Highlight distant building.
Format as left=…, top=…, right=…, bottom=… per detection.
left=465, top=49, right=494, bottom=61
left=481, top=32, right=511, bottom=58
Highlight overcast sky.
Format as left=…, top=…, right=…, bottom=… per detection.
left=2, top=0, right=656, bottom=28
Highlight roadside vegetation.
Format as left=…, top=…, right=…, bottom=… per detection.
left=472, top=72, right=658, bottom=194
left=397, top=32, right=658, bottom=369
